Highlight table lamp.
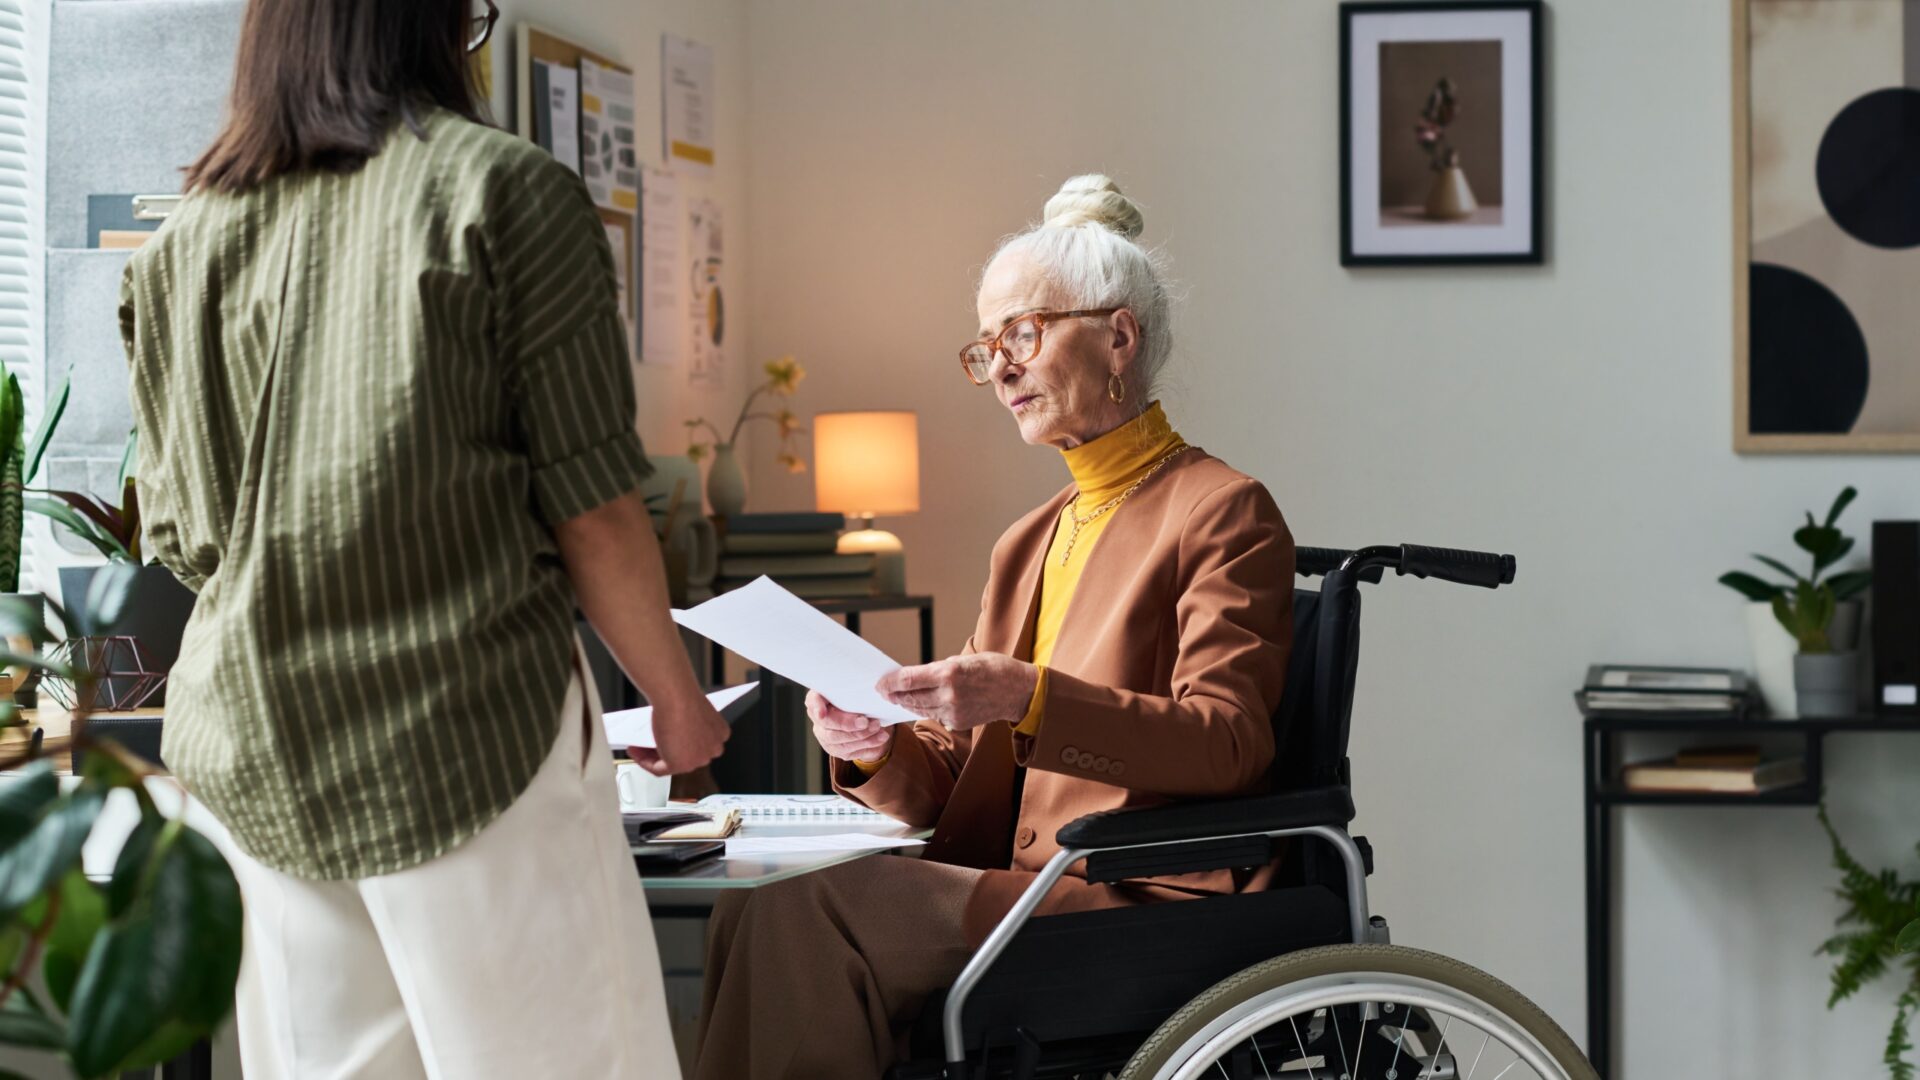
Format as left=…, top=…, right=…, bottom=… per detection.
left=813, top=411, right=919, bottom=595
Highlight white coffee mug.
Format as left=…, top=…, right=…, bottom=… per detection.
left=614, top=761, right=672, bottom=812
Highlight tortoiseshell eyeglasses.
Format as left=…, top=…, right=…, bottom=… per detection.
left=958, top=308, right=1122, bottom=386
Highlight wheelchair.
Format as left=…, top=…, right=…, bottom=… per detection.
left=889, top=544, right=1599, bottom=1080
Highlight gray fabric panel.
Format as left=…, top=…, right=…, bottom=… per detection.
left=45, top=249, right=134, bottom=483
left=46, top=0, right=243, bottom=248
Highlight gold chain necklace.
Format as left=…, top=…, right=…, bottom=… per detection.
left=1059, top=446, right=1193, bottom=566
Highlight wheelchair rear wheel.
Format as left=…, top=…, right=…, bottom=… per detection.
left=1119, top=944, right=1596, bottom=1080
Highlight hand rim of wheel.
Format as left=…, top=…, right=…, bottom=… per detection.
left=1150, top=971, right=1570, bottom=1080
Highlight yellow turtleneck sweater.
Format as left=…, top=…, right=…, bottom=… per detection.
left=1015, top=401, right=1188, bottom=735
left=855, top=403, right=1187, bottom=771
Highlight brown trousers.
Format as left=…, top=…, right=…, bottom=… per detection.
left=694, top=856, right=987, bottom=1080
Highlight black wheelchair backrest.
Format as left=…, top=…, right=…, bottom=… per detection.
left=1271, top=576, right=1365, bottom=791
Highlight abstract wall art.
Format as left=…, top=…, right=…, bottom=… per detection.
left=1737, top=0, right=1920, bottom=451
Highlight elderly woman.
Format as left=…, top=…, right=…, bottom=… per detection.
left=694, top=175, right=1294, bottom=1080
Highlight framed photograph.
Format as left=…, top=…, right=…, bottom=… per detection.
left=1734, top=0, right=1920, bottom=451
left=1339, top=1, right=1544, bottom=266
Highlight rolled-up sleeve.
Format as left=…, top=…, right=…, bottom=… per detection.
left=487, top=154, right=652, bottom=527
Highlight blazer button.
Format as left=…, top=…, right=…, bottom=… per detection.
left=1093, top=756, right=1111, bottom=773
left=1109, top=761, right=1126, bottom=778
left=1016, top=826, right=1036, bottom=848
left=1061, top=746, right=1080, bottom=765
left=1077, top=751, right=1097, bottom=769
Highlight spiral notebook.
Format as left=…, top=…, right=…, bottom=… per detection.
left=696, top=794, right=895, bottom=821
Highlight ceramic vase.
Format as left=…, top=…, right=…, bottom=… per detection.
left=1745, top=600, right=1859, bottom=719
left=1424, top=166, right=1478, bottom=221
left=705, top=442, right=747, bottom=520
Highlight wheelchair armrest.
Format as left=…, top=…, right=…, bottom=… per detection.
left=1054, top=786, right=1356, bottom=850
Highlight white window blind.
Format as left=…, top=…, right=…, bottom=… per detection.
left=0, top=0, right=44, bottom=595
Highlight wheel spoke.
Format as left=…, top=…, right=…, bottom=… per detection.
left=1332, top=1006, right=1354, bottom=1079
left=1420, top=1015, right=1453, bottom=1079
left=1387, top=1006, right=1408, bottom=1074
left=1282, top=1016, right=1309, bottom=1079
left=1351, top=1005, right=1369, bottom=1078
left=1488, top=1060, right=1520, bottom=1080
left=1464, top=1030, right=1491, bottom=1079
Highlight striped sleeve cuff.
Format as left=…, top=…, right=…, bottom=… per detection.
left=515, top=309, right=654, bottom=526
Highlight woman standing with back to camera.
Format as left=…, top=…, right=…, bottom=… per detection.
left=119, top=0, right=725, bottom=1075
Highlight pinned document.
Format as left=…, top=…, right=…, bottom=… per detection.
left=671, top=577, right=918, bottom=725
left=603, top=682, right=759, bottom=750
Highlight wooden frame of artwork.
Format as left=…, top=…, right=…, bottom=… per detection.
left=1734, top=0, right=1920, bottom=452
left=1339, top=0, right=1545, bottom=266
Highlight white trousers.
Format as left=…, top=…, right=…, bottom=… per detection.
left=222, top=657, right=679, bottom=1079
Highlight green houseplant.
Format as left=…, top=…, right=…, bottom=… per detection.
left=1818, top=806, right=1920, bottom=1079
left=0, top=373, right=71, bottom=629
left=1719, top=487, right=1871, bottom=717
left=0, top=563, right=241, bottom=1078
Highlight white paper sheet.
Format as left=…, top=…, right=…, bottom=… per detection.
left=685, top=196, right=724, bottom=386
left=539, top=60, right=580, bottom=174
left=671, top=577, right=918, bottom=724
left=661, top=34, right=715, bottom=176
left=579, top=57, right=638, bottom=212
left=723, top=833, right=925, bottom=859
left=603, top=682, right=759, bottom=750
left=638, top=165, right=684, bottom=367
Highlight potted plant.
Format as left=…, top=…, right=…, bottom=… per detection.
left=1719, top=487, right=1871, bottom=718
left=683, top=357, right=809, bottom=519
left=0, top=371, right=71, bottom=698
left=0, top=563, right=241, bottom=1078
left=28, top=431, right=196, bottom=708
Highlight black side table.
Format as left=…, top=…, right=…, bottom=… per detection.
left=708, top=594, right=936, bottom=793
left=1582, top=711, right=1920, bottom=1077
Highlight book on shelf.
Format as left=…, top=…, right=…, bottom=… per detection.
left=1619, top=754, right=1805, bottom=794
left=715, top=574, right=875, bottom=600
left=722, top=531, right=843, bottom=555
left=724, top=512, right=846, bottom=535
left=1576, top=664, right=1755, bottom=717
left=719, top=553, right=875, bottom=578
left=1583, top=665, right=1750, bottom=696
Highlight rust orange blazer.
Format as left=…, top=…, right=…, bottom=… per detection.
left=834, top=450, right=1295, bottom=943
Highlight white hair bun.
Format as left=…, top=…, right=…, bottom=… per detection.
left=1041, top=174, right=1144, bottom=240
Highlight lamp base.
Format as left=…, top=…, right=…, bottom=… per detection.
left=837, top=527, right=906, bottom=595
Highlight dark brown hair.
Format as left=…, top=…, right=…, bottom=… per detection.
left=185, top=0, right=488, bottom=194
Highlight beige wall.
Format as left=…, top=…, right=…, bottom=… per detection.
left=742, top=1, right=1920, bottom=1074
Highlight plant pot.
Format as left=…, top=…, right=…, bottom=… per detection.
left=706, top=442, right=748, bottom=520
left=1794, top=651, right=1859, bottom=719
left=1424, top=165, right=1478, bottom=220
left=1745, top=600, right=1859, bottom=718
left=59, top=564, right=196, bottom=708
left=0, top=593, right=45, bottom=706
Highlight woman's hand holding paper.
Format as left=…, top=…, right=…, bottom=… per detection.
left=875, top=653, right=1039, bottom=734
left=806, top=689, right=895, bottom=762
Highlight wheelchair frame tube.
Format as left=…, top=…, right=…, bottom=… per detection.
left=942, top=824, right=1373, bottom=1071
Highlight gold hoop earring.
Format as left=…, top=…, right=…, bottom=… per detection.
left=1107, top=372, right=1126, bottom=404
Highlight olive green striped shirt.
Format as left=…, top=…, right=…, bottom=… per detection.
left=120, top=107, right=652, bottom=879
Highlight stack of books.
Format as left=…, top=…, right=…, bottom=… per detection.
left=1575, top=664, right=1755, bottom=718
left=715, top=512, right=874, bottom=599
left=1620, top=745, right=1806, bottom=794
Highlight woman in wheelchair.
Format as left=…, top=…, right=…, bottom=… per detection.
left=694, top=175, right=1297, bottom=1080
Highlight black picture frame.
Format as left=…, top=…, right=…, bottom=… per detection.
left=1339, top=0, right=1546, bottom=266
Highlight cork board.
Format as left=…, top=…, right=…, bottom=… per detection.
left=514, top=24, right=637, bottom=321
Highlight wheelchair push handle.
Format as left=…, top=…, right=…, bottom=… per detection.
left=1397, top=543, right=1516, bottom=589
left=1296, top=544, right=1517, bottom=589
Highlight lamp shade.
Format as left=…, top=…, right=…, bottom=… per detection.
left=813, top=411, right=920, bottom=518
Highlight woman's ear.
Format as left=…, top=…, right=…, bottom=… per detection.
left=1108, top=309, right=1142, bottom=366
